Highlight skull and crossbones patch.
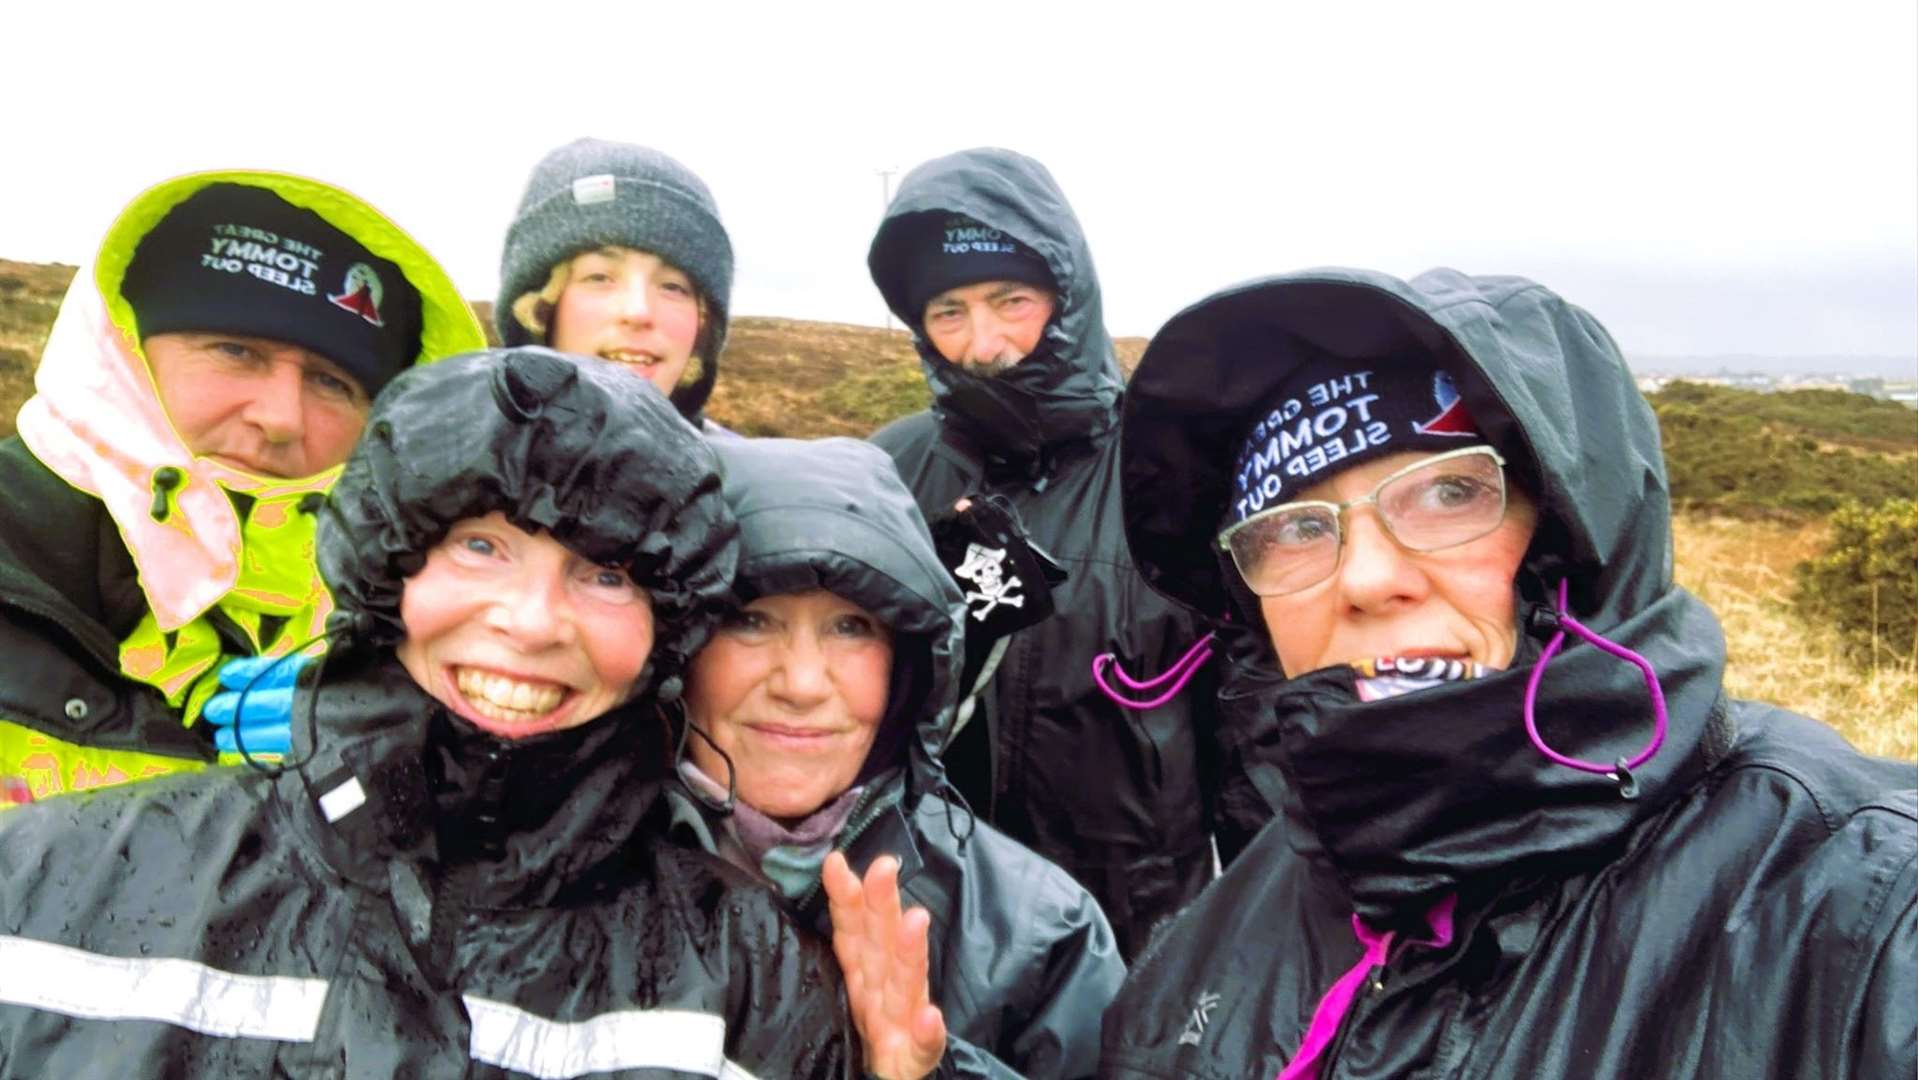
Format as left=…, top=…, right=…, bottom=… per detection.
left=952, top=542, right=1026, bottom=621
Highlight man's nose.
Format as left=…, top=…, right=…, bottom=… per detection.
left=244, top=359, right=306, bottom=442
left=963, top=308, right=1010, bottom=363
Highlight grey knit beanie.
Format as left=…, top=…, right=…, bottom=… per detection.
left=496, top=138, right=734, bottom=420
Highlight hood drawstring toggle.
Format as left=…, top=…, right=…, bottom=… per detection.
left=934, top=770, right=979, bottom=851
left=148, top=466, right=183, bottom=522
left=672, top=702, right=739, bottom=816
left=1091, top=631, right=1216, bottom=710
left=1522, top=579, right=1669, bottom=798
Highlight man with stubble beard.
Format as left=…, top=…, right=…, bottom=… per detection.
left=866, top=148, right=1231, bottom=959
left=0, top=172, right=483, bottom=806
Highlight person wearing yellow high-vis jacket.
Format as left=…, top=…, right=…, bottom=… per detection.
left=0, top=172, right=485, bottom=808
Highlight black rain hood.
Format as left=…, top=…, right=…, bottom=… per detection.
left=320, top=345, right=737, bottom=702
left=702, top=436, right=964, bottom=795
left=868, top=148, right=1124, bottom=464
left=303, top=346, right=738, bottom=904
left=0, top=348, right=862, bottom=1079
left=1121, top=268, right=1735, bottom=924
left=682, top=438, right=1131, bottom=1080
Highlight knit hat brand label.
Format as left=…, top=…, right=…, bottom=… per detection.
left=943, top=216, right=1019, bottom=256
left=1234, top=371, right=1388, bottom=521
left=200, top=223, right=325, bottom=297
left=897, top=213, right=1056, bottom=318
left=1231, top=366, right=1483, bottom=523
left=572, top=174, right=616, bottom=206
left=124, top=183, right=426, bottom=396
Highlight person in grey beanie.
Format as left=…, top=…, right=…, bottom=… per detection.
left=497, top=137, right=735, bottom=429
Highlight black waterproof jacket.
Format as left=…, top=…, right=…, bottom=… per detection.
left=0, top=349, right=856, bottom=1078
left=673, top=436, right=1125, bottom=1079
left=868, top=149, right=1221, bottom=958
left=0, top=436, right=216, bottom=788
left=1103, top=269, right=1918, bottom=1078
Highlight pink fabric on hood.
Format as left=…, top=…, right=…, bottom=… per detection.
left=15, top=267, right=335, bottom=632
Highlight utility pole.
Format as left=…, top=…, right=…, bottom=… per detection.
left=877, top=167, right=898, bottom=331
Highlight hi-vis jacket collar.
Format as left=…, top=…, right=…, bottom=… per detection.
left=15, top=171, right=484, bottom=631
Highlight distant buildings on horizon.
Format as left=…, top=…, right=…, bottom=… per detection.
left=1634, top=368, right=1918, bottom=409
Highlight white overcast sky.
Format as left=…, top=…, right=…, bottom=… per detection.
left=5, top=1, right=1914, bottom=363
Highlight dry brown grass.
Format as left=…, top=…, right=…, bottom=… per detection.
left=1672, top=514, right=1916, bottom=759
left=706, top=316, right=927, bottom=437
left=706, top=326, right=1147, bottom=436
left=0, top=259, right=77, bottom=439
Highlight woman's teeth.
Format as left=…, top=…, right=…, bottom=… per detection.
left=456, top=667, right=565, bottom=722
left=600, top=349, right=659, bottom=368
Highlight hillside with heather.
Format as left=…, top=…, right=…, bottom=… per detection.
left=2, top=257, right=1911, bottom=758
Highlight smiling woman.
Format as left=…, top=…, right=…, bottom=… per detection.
left=686, top=589, right=891, bottom=819
left=0, top=348, right=865, bottom=1077
left=670, top=435, right=1124, bottom=1079
left=397, top=512, right=656, bottom=740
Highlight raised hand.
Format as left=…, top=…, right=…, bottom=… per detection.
left=822, top=851, right=946, bottom=1080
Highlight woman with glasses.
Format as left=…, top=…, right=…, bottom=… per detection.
left=1101, top=269, right=1915, bottom=1079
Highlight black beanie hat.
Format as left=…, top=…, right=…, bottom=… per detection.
left=496, top=139, right=733, bottom=423
left=122, top=183, right=424, bottom=397
left=898, top=213, right=1055, bottom=322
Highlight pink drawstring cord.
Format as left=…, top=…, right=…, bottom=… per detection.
left=1277, top=895, right=1457, bottom=1080
left=1091, top=632, right=1216, bottom=710
left=1523, top=579, right=1669, bottom=795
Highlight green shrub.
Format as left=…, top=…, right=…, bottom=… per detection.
left=1794, top=499, right=1918, bottom=665
left=1651, top=381, right=1918, bottom=451
left=1651, top=385, right=1918, bottom=517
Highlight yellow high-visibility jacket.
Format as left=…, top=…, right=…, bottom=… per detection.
left=1, top=171, right=483, bottom=807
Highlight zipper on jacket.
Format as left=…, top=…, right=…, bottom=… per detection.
left=794, top=784, right=904, bottom=920
left=1316, top=958, right=1385, bottom=1074
left=1316, top=927, right=1440, bottom=1076
left=995, top=615, right=1032, bottom=822
left=984, top=683, right=1002, bottom=822
left=202, top=604, right=265, bottom=658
